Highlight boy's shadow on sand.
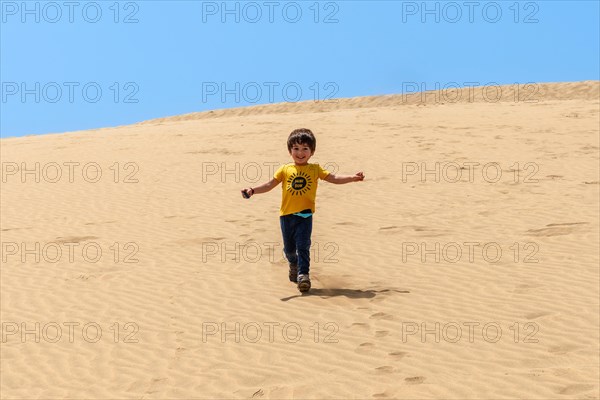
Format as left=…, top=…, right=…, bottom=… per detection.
left=280, top=288, right=409, bottom=302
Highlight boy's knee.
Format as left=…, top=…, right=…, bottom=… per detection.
left=296, top=239, right=311, bottom=251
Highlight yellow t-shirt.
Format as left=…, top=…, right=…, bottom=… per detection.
left=274, top=163, right=330, bottom=216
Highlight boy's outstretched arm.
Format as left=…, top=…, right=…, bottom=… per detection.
left=241, top=178, right=281, bottom=198
left=324, top=172, right=365, bottom=184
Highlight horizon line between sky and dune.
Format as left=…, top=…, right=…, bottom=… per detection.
left=1, top=80, right=598, bottom=140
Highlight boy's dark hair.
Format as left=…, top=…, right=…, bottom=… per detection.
left=287, top=128, right=316, bottom=153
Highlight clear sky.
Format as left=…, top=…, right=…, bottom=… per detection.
left=1, top=0, right=599, bottom=138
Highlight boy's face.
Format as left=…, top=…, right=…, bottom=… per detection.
left=289, top=142, right=314, bottom=166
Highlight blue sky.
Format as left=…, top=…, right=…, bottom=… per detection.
left=1, top=0, right=599, bottom=138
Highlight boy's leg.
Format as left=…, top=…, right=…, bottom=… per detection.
left=280, top=215, right=298, bottom=266
left=295, top=216, right=313, bottom=276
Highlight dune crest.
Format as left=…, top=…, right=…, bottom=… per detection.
left=137, top=80, right=600, bottom=126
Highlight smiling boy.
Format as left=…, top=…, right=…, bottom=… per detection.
left=241, top=128, right=364, bottom=293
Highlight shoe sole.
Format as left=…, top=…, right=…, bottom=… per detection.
left=289, top=266, right=298, bottom=283
left=298, top=280, right=311, bottom=292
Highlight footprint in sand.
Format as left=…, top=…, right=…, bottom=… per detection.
left=389, top=351, right=407, bottom=359
left=350, top=322, right=369, bottom=330
left=370, top=312, right=393, bottom=320
left=355, top=342, right=375, bottom=354
left=375, top=366, right=395, bottom=374
left=375, top=330, right=389, bottom=338
left=405, top=376, right=425, bottom=384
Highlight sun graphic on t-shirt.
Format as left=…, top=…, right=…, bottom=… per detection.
left=286, top=171, right=313, bottom=196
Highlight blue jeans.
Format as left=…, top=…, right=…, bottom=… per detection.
left=280, top=212, right=313, bottom=275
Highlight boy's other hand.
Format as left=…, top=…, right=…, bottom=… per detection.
left=353, top=172, right=365, bottom=182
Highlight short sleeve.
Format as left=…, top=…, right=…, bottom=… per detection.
left=318, top=164, right=330, bottom=180
left=274, top=164, right=285, bottom=181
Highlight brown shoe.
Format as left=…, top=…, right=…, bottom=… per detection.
left=297, top=274, right=311, bottom=292
left=289, top=264, right=298, bottom=282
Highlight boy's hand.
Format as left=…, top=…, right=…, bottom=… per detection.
left=241, top=188, right=254, bottom=199
left=353, top=172, right=365, bottom=182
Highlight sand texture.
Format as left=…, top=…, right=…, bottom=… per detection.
left=1, top=81, right=599, bottom=399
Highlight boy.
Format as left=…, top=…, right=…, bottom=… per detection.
left=241, top=128, right=364, bottom=293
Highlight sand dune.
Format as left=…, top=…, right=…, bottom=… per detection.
left=1, top=81, right=599, bottom=399
left=137, top=80, right=599, bottom=125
